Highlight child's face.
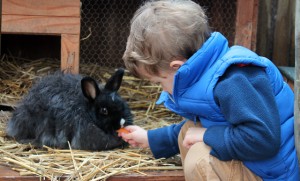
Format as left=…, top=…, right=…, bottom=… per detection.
left=149, top=70, right=176, bottom=95
left=138, top=67, right=176, bottom=95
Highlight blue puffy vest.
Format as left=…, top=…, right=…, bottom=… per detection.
left=159, top=32, right=299, bottom=180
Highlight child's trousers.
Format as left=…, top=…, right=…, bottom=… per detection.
left=178, top=121, right=262, bottom=181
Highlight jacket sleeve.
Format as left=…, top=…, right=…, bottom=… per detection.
left=203, top=66, right=281, bottom=161
left=148, top=120, right=186, bottom=158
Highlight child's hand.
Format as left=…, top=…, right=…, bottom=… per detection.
left=118, top=125, right=149, bottom=148
left=182, top=127, right=207, bottom=149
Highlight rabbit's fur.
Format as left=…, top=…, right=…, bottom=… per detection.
left=6, top=68, right=133, bottom=151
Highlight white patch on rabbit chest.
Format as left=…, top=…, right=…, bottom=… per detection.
left=120, top=118, right=125, bottom=127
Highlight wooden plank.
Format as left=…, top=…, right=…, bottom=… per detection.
left=61, top=34, right=80, bottom=74
left=0, top=0, right=2, bottom=55
left=256, top=0, right=295, bottom=67
left=255, top=0, right=273, bottom=59
left=250, top=0, right=258, bottom=51
left=278, top=66, right=295, bottom=82
left=234, top=0, right=258, bottom=51
left=0, top=165, right=185, bottom=181
left=278, top=66, right=295, bottom=91
left=0, top=165, right=43, bottom=181
left=294, top=0, right=300, bottom=163
left=1, top=15, right=80, bottom=35
left=2, top=0, right=80, bottom=17
left=273, top=0, right=295, bottom=66
left=107, top=171, right=185, bottom=181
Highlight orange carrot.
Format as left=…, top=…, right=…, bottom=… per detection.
left=116, top=128, right=130, bottom=134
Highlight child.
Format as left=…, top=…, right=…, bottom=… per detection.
left=120, top=0, right=299, bottom=180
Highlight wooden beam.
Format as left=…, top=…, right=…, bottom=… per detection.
left=61, top=34, right=80, bottom=74
left=0, top=166, right=185, bottom=181
left=273, top=0, right=295, bottom=66
left=2, top=0, right=80, bottom=17
left=1, top=15, right=80, bottom=35
left=294, top=0, right=300, bottom=163
left=0, top=0, right=2, bottom=55
left=234, top=0, right=258, bottom=51
left=107, top=171, right=185, bottom=181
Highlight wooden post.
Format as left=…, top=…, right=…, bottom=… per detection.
left=295, top=0, right=300, bottom=160
left=273, top=0, right=295, bottom=66
left=234, top=0, right=258, bottom=51
left=61, top=34, right=80, bottom=73
left=0, top=0, right=2, bottom=55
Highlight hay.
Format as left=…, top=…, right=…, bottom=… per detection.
left=0, top=55, right=183, bottom=180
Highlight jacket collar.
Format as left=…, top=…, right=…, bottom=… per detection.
left=157, top=32, right=229, bottom=105
left=174, top=32, right=229, bottom=93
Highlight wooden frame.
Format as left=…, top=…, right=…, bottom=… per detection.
left=1, top=0, right=81, bottom=73
left=0, top=0, right=259, bottom=180
left=0, top=166, right=185, bottom=181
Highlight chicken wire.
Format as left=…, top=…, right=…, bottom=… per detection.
left=80, top=0, right=236, bottom=68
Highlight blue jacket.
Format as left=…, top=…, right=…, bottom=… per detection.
left=148, top=32, right=299, bottom=180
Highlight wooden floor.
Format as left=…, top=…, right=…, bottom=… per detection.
left=0, top=165, right=184, bottom=181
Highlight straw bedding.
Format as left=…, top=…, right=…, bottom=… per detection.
left=0, top=55, right=183, bottom=180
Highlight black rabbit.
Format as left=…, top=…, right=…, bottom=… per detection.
left=6, top=68, right=133, bottom=151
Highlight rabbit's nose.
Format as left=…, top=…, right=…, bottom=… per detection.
left=120, top=118, right=125, bottom=127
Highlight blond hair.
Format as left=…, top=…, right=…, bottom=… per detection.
left=122, top=0, right=211, bottom=78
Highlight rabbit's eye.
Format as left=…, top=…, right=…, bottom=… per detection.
left=100, top=107, right=108, bottom=115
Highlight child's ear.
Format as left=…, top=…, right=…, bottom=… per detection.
left=170, top=60, right=184, bottom=70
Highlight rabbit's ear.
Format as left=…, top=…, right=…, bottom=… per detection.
left=81, top=77, right=100, bottom=101
left=105, top=68, right=124, bottom=92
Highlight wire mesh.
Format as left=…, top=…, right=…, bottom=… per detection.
left=80, top=0, right=237, bottom=68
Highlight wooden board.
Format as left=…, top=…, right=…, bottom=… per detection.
left=61, top=34, right=80, bottom=73
left=1, top=15, right=80, bottom=35
left=294, top=0, right=300, bottom=163
left=278, top=66, right=295, bottom=91
left=0, top=165, right=185, bottom=181
left=234, top=0, right=258, bottom=51
left=256, top=0, right=295, bottom=67
left=2, top=0, right=80, bottom=17
left=273, top=0, right=295, bottom=66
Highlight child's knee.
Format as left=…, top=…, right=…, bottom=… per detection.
left=184, top=142, right=217, bottom=180
left=184, top=142, right=261, bottom=181
left=184, top=158, right=207, bottom=181
left=184, top=143, right=209, bottom=169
